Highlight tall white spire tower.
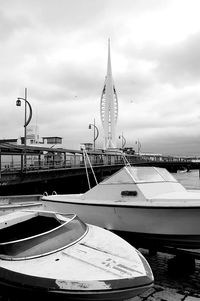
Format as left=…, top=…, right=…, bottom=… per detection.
left=100, top=39, right=118, bottom=149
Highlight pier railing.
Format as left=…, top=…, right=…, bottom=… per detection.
left=1, top=158, right=126, bottom=173
left=0, top=152, right=193, bottom=174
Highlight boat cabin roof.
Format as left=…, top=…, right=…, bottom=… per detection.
left=102, top=166, right=177, bottom=184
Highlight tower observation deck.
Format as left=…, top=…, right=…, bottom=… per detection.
left=100, top=39, right=118, bottom=149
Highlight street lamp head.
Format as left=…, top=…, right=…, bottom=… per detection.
left=16, top=98, right=21, bottom=106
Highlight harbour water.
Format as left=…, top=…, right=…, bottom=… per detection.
left=173, top=169, right=200, bottom=190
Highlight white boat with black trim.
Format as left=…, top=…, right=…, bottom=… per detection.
left=43, top=166, right=200, bottom=249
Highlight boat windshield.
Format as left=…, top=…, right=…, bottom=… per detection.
left=129, top=167, right=177, bottom=183
left=102, top=166, right=177, bottom=184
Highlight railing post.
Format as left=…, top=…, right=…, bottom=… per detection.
left=53, top=153, right=55, bottom=168
left=38, top=154, right=41, bottom=169
left=0, top=149, right=1, bottom=183
left=64, top=152, right=66, bottom=167
left=21, top=154, right=23, bottom=171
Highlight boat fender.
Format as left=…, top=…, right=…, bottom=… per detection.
left=121, top=191, right=137, bottom=197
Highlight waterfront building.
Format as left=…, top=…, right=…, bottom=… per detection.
left=42, top=136, right=62, bottom=145
left=100, top=39, right=118, bottom=150
left=80, top=143, right=93, bottom=151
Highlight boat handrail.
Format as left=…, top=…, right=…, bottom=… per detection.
left=0, top=227, right=88, bottom=261
left=0, top=213, right=78, bottom=246
left=0, top=213, right=89, bottom=260
left=83, top=148, right=98, bottom=189
left=122, top=153, right=132, bottom=167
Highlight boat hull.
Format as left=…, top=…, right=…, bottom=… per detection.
left=0, top=270, right=152, bottom=301
left=43, top=199, right=200, bottom=249
left=0, top=210, right=153, bottom=300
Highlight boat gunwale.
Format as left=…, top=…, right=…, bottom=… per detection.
left=0, top=202, right=42, bottom=209
left=42, top=198, right=200, bottom=209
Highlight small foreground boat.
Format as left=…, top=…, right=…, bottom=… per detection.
left=43, top=166, right=200, bottom=249
left=0, top=210, right=153, bottom=300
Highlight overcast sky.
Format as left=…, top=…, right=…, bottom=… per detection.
left=1, top=0, right=200, bottom=156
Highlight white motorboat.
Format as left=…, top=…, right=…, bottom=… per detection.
left=43, top=166, right=200, bottom=249
left=0, top=209, right=153, bottom=300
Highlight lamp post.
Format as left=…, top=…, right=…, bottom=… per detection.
left=16, top=88, right=33, bottom=169
left=119, top=133, right=126, bottom=149
left=88, top=119, right=99, bottom=150
left=135, top=139, right=141, bottom=155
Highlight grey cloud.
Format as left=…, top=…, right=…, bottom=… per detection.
left=27, top=60, right=103, bottom=103
left=145, top=134, right=200, bottom=156
left=141, top=33, right=200, bottom=86
left=1, top=0, right=108, bottom=33
left=120, top=31, right=200, bottom=87
left=0, top=9, right=31, bottom=41
left=156, top=34, right=200, bottom=85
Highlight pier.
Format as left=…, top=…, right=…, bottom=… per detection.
left=0, top=142, right=199, bottom=195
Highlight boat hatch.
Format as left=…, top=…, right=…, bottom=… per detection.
left=102, top=166, right=177, bottom=184
left=0, top=213, right=88, bottom=260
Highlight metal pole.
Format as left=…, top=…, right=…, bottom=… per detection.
left=16, top=89, right=32, bottom=171
left=94, top=118, right=96, bottom=150
left=119, top=133, right=126, bottom=149
left=89, top=120, right=99, bottom=151
left=24, top=88, right=27, bottom=169
left=0, top=149, right=1, bottom=183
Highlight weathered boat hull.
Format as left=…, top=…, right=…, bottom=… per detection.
left=0, top=266, right=152, bottom=301
left=43, top=199, right=200, bottom=249
left=0, top=210, right=153, bottom=300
